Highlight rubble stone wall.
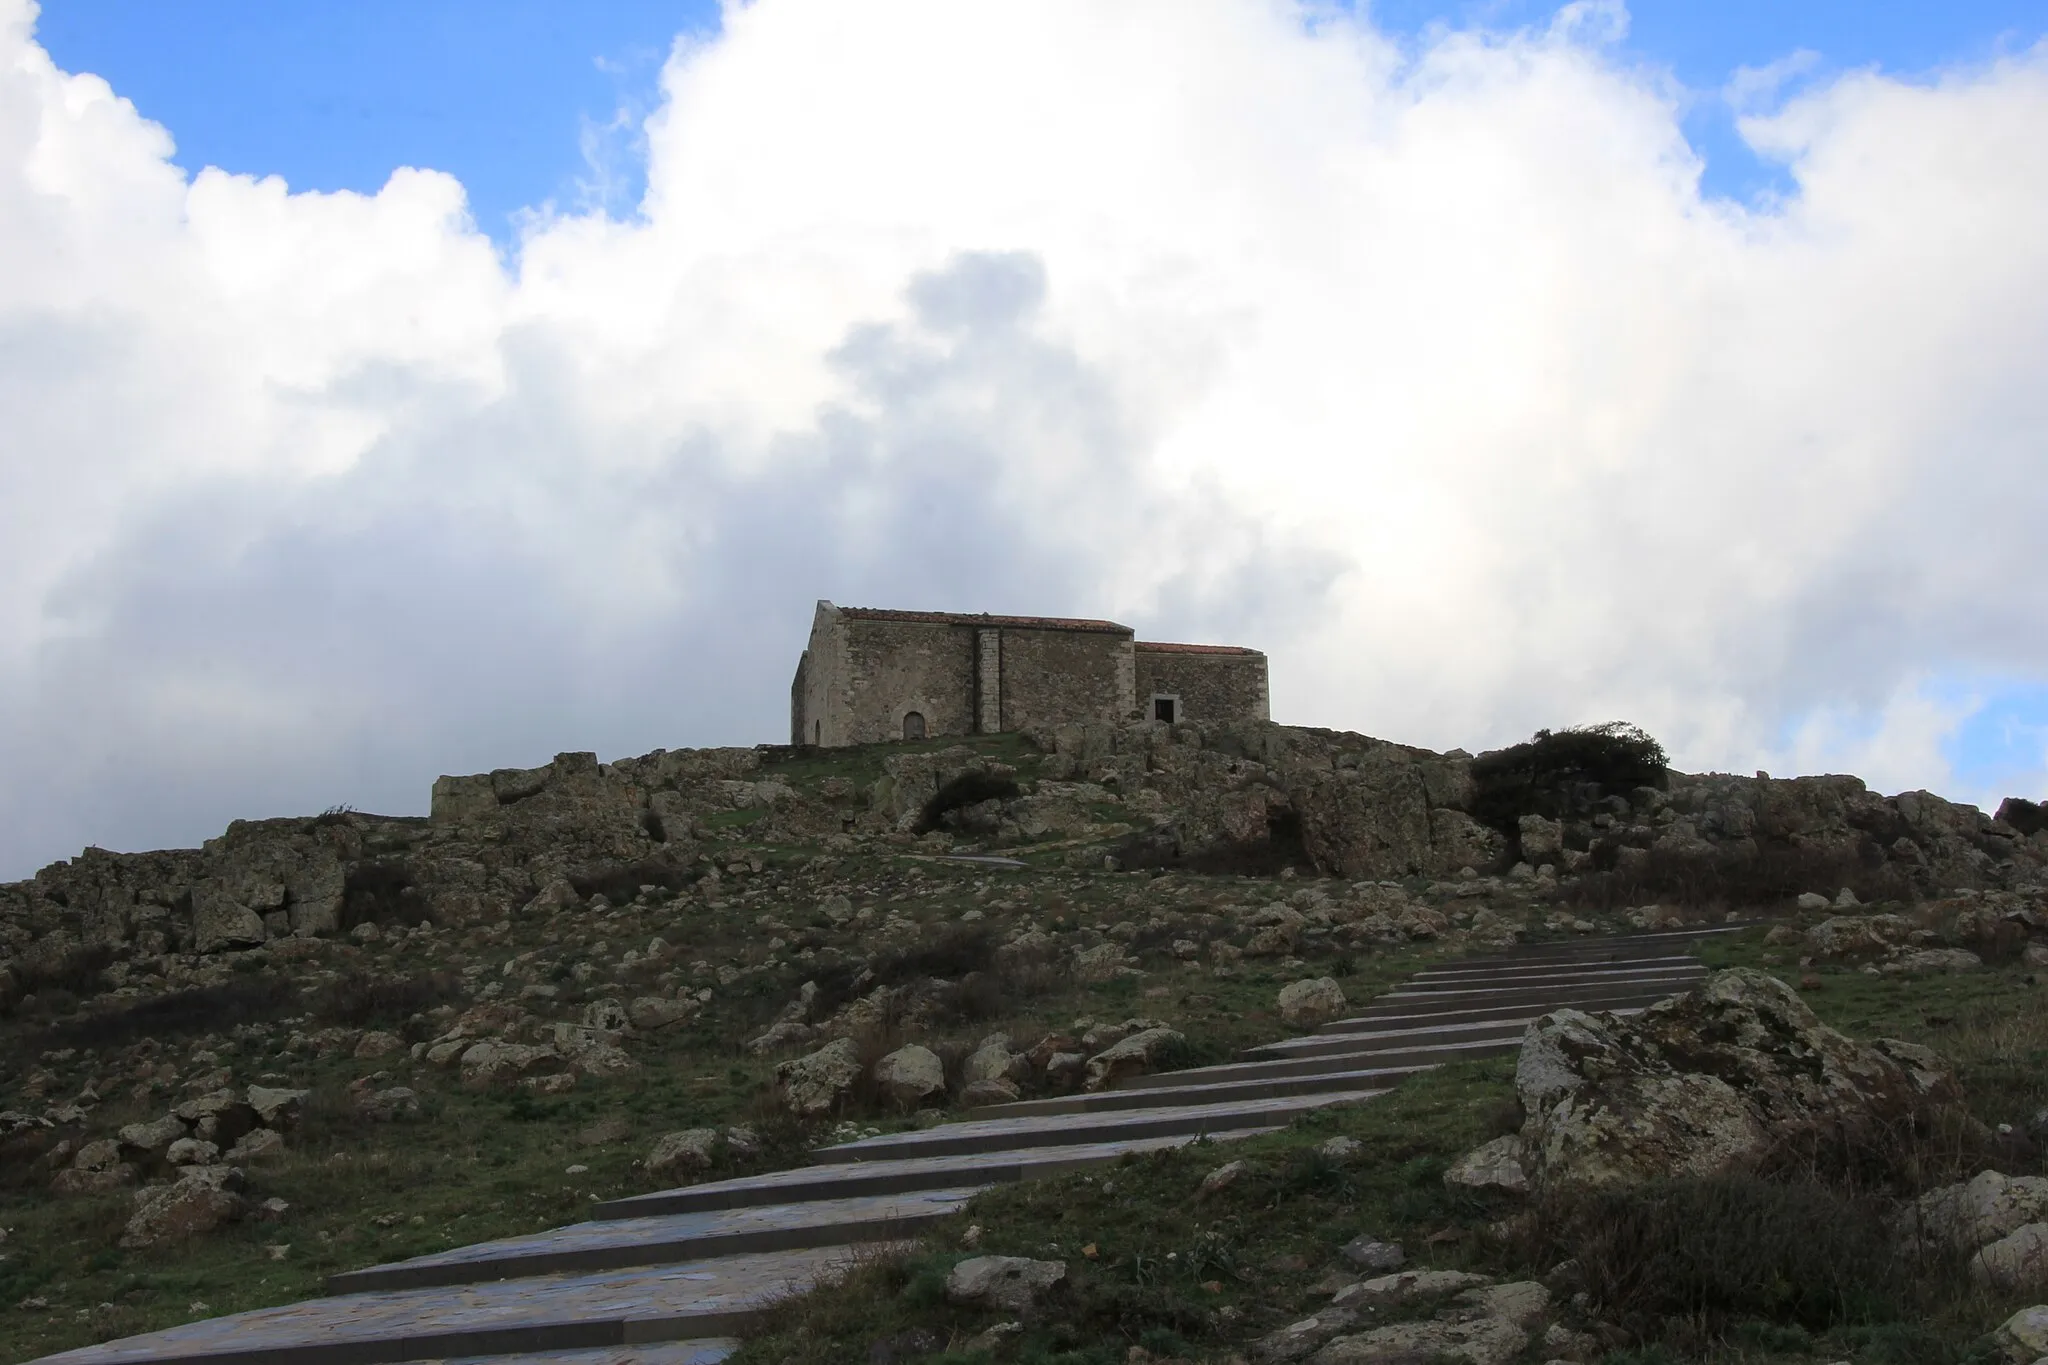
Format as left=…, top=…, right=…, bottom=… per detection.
left=1134, top=646, right=1269, bottom=725
left=994, top=626, right=1132, bottom=734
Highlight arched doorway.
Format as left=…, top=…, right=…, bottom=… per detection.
left=902, top=711, right=926, bottom=740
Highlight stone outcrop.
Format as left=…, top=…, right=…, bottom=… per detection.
left=1473, top=968, right=1959, bottom=1190
left=9, top=718, right=2046, bottom=991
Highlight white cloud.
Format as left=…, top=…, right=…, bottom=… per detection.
left=1, top=0, right=2046, bottom=877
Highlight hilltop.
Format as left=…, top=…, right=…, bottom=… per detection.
left=3, top=719, right=2047, bottom=1364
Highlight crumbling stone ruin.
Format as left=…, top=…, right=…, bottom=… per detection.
left=789, top=601, right=1270, bottom=745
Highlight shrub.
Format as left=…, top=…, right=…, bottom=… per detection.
left=5, top=944, right=117, bottom=1014
left=1564, top=842, right=1915, bottom=914
left=310, top=970, right=464, bottom=1033
left=1470, top=722, right=1669, bottom=833
left=39, top=977, right=298, bottom=1049
left=915, top=771, right=1021, bottom=834
left=1521, top=1175, right=1959, bottom=1340
left=567, top=858, right=699, bottom=904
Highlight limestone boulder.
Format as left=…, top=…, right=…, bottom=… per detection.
left=1517, top=814, right=1563, bottom=862
left=646, top=1128, right=720, bottom=1177
left=1509, top=968, right=1958, bottom=1189
left=1904, top=1170, right=2048, bottom=1253
left=1277, top=977, right=1347, bottom=1030
left=1804, top=914, right=1915, bottom=960
left=1083, top=1026, right=1185, bottom=1091
left=121, top=1165, right=246, bottom=1248
left=628, top=996, right=693, bottom=1031
left=872, top=1044, right=946, bottom=1107
left=1975, top=1224, right=2048, bottom=1293
left=116, top=1114, right=189, bottom=1160
left=1995, top=1304, right=2048, bottom=1363
left=1443, top=1134, right=1529, bottom=1196
left=775, top=1038, right=864, bottom=1119
left=244, top=1086, right=310, bottom=1128
left=962, top=1037, right=1028, bottom=1087
left=945, top=1255, right=1067, bottom=1313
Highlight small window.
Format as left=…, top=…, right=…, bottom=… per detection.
left=1153, top=697, right=1177, bottom=723
left=813, top=720, right=821, bottom=745
left=903, top=711, right=926, bottom=740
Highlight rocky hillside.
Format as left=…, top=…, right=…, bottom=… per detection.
left=7, top=720, right=2043, bottom=998
left=2, top=719, right=2045, bottom=1364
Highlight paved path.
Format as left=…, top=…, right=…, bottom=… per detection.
left=31, top=925, right=1738, bottom=1365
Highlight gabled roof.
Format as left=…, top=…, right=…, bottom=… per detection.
left=837, top=606, right=1131, bottom=635
left=1135, top=641, right=1265, bottom=657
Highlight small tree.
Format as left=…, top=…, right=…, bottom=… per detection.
left=1470, top=721, right=1669, bottom=832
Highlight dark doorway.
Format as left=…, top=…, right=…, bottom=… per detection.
left=1153, top=697, right=1177, bottom=723
left=903, top=711, right=926, bottom=740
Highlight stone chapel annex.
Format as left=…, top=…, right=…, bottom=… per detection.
left=790, top=600, right=1270, bottom=747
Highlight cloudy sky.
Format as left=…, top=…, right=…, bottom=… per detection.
left=3, top=0, right=2045, bottom=881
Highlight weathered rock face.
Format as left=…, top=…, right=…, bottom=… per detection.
left=1500, top=968, right=1959, bottom=1189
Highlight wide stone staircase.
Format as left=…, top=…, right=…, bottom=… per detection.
left=35, top=926, right=1738, bottom=1365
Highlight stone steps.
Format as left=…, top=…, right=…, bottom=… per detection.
left=591, top=1132, right=1258, bottom=1221
left=35, top=927, right=1724, bottom=1365
left=810, top=1087, right=1391, bottom=1163
left=968, top=1064, right=1432, bottom=1118
left=38, top=1247, right=856, bottom=1365
left=327, top=1190, right=978, bottom=1295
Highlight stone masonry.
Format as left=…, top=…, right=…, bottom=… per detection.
left=789, top=602, right=1270, bottom=747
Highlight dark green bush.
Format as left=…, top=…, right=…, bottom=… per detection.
left=310, top=970, right=464, bottom=1033
left=39, top=976, right=297, bottom=1048
left=1565, top=842, right=1914, bottom=914
left=567, top=858, right=698, bottom=903
left=1524, top=1175, right=1956, bottom=1339
left=1470, top=721, right=1669, bottom=833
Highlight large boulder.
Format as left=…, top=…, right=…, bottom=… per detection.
left=1083, top=1026, right=1185, bottom=1092
left=1500, top=968, right=1958, bottom=1189
left=945, top=1255, right=1066, bottom=1313
left=120, top=1166, right=246, bottom=1248
left=775, top=1038, right=864, bottom=1119
left=1278, top=977, right=1347, bottom=1030
left=872, top=1045, right=946, bottom=1107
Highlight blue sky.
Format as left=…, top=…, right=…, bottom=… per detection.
left=36, top=0, right=2048, bottom=234
left=4, top=0, right=2044, bottom=876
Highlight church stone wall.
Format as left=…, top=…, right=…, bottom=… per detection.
left=994, top=626, right=1133, bottom=733
left=1134, top=646, right=1270, bottom=726
left=791, top=602, right=1269, bottom=747
left=838, top=616, right=977, bottom=745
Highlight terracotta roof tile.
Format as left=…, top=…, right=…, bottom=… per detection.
left=839, top=607, right=1130, bottom=634
left=1134, top=641, right=1264, bottom=656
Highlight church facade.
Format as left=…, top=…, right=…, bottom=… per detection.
left=790, top=601, right=1269, bottom=747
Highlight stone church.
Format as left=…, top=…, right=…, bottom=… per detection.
left=790, top=600, right=1269, bottom=747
